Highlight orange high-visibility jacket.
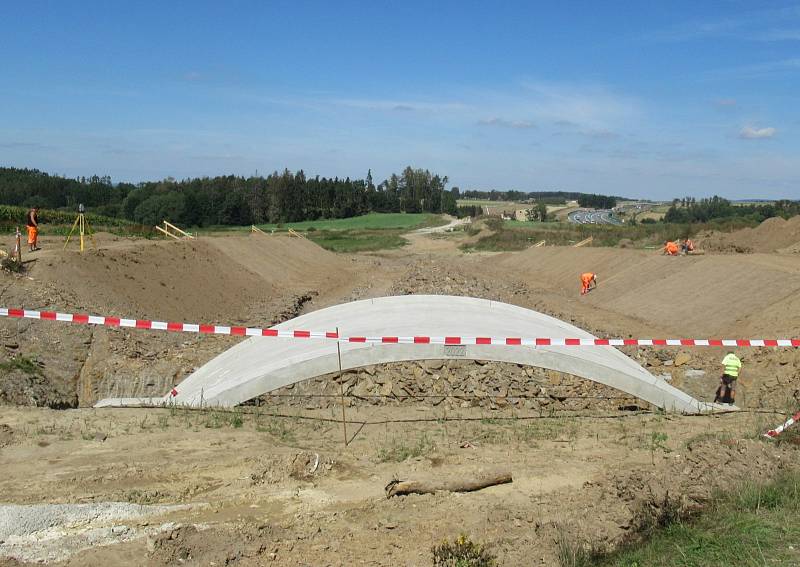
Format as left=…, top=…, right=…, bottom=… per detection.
left=581, top=272, right=595, bottom=285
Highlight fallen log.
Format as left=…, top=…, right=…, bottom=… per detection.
left=384, top=470, right=512, bottom=498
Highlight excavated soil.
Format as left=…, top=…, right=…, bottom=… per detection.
left=698, top=215, right=800, bottom=254
left=2, top=228, right=800, bottom=565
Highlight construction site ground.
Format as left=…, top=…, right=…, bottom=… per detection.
left=2, top=221, right=800, bottom=566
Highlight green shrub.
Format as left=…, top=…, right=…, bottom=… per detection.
left=0, top=356, right=42, bottom=376
left=432, top=534, right=497, bottom=567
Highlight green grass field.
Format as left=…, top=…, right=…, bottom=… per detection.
left=255, top=212, right=444, bottom=231
left=306, top=230, right=408, bottom=253
left=192, top=213, right=447, bottom=252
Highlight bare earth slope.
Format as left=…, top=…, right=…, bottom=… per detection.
left=30, top=234, right=351, bottom=322
left=1, top=234, right=360, bottom=407
left=498, top=247, right=800, bottom=337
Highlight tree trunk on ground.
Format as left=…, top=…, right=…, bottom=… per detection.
left=385, top=470, right=512, bottom=498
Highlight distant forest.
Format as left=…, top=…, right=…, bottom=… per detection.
left=460, top=189, right=624, bottom=207
left=0, top=167, right=458, bottom=227
left=663, top=196, right=800, bottom=224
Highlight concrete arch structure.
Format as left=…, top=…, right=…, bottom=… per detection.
left=96, top=295, right=720, bottom=413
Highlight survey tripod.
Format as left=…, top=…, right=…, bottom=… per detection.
left=63, top=204, right=96, bottom=252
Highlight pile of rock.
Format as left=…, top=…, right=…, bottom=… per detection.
left=258, top=360, right=640, bottom=412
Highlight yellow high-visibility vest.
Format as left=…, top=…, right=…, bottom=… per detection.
left=722, top=354, right=742, bottom=377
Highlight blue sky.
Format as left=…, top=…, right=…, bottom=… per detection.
left=1, top=1, right=798, bottom=199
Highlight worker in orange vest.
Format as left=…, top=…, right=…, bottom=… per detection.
left=681, top=238, right=695, bottom=255
left=663, top=241, right=679, bottom=256
left=580, top=272, right=597, bottom=295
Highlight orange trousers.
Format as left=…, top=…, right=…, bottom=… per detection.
left=27, top=226, right=38, bottom=245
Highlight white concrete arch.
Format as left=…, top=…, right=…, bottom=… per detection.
left=96, top=295, right=720, bottom=413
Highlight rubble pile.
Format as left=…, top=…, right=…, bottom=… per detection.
left=260, top=360, right=640, bottom=412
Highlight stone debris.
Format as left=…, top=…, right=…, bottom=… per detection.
left=256, top=360, right=639, bottom=412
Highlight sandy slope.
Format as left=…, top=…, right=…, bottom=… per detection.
left=499, top=247, right=800, bottom=336
left=699, top=215, right=800, bottom=253
left=27, top=235, right=353, bottom=322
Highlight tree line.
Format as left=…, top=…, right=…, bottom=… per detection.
left=576, top=193, right=617, bottom=209
left=663, top=196, right=800, bottom=224
left=0, top=166, right=458, bottom=227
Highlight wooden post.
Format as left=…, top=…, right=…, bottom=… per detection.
left=14, top=226, right=21, bottom=264
left=337, top=327, right=348, bottom=447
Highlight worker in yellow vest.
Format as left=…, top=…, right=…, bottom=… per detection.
left=714, top=351, right=742, bottom=405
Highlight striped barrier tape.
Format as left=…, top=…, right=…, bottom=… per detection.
left=764, top=411, right=800, bottom=438
left=2, top=307, right=799, bottom=347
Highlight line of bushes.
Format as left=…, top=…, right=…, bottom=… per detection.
left=0, top=205, right=151, bottom=236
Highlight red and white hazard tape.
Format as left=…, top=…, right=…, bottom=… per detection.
left=764, top=411, right=800, bottom=438
left=2, top=307, right=799, bottom=347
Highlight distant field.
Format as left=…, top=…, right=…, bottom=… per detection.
left=197, top=212, right=443, bottom=233
left=503, top=220, right=551, bottom=228
left=306, top=230, right=408, bottom=253
left=456, top=199, right=518, bottom=206
left=255, top=213, right=444, bottom=231
left=545, top=204, right=571, bottom=213
left=637, top=211, right=666, bottom=221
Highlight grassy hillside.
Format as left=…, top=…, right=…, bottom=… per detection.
left=588, top=470, right=800, bottom=566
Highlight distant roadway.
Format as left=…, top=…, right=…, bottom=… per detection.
left=567, top=209, right=622, bottom=225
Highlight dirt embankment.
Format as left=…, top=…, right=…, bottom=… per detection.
left=0, top=235, right=359, bottom=408
left=30, top=235, right=350, bottom=322
left=698, top=215, right=800, bottom=254
left=495, top=246, right=800, bottom=338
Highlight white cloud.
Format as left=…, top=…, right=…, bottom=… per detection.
left=517, top=81, right=641, bottom=130
left=711, top=58, right=800, bottom=79
left=755, top=28, right=800, bottom=41
left=333, top=98, right=468, bottom=113
left=647, top=6, right=800, bottom=42
left=477, top=117, right=535, bottom=129
left=739, top=126, right=776, bottom=139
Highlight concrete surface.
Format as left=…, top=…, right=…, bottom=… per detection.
left=96, top=295, right=721, bottom=413
left=0, top=502, right=191, bottom=563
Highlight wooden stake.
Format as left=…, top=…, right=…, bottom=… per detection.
left=337, top=327, right=348, bottom=446
left=14, top=227, right=22, bottom=264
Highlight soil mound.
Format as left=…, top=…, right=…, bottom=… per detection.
left=699, top=215, right=800, bottom=253
left=204, top=234, right=346, bottom=289
left=31, top=235, right=349, bottom=322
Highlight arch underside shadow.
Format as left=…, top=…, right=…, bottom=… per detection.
left=95, top=295, right=723, bottom=413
